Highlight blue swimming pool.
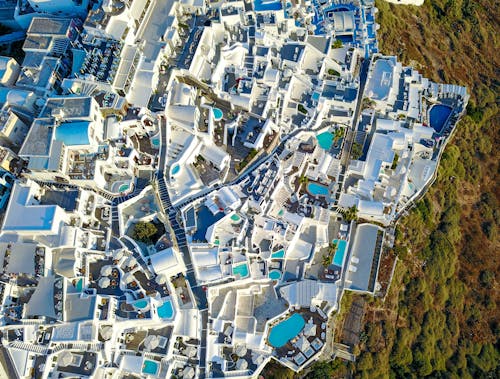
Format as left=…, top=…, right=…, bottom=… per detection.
left=212, top=108, right=223, bottom=121
left=308, top=182, right=329, bottom=196
left=151, top=138, right=160, bottom=146
left=119, top=184, right=129, bottom=192
left=316, top=132, right=334, bottom=150
left=332, top=239, right=347, bottom=267
left=142, top=359, right=159, bottom=375
left=268, top=313, right=305, bottom=348
left=157, top=300, right=173, bottom=319
left=193, top=206, right=225, bottom=242
left=269, top=270, right=281, bottom=280
left=254, top=0, right=283, bottom=11
left=75, top=278, right=83, bottom=292
left=271, top=249, right=285, bottom=259
left=55, top=121, right=90, bottom=146
left=233, top=263, right=249, bottom=278
left=135, top=300, right=148, bottom=309
left=429, top=104, right=452, bottom=133
left=312, top=92, right=320, bottom=101
left=171, top=164, right=180, bottom=175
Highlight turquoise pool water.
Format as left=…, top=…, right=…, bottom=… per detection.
left=55, top=121, right=90, bottom=146
left=429, top=104, right=452, bottom=133
left=157, top=300, right=173, bottom=319
left=171, top=164, right=180, bottom=175
left=268, top=313, right=305, bottom=348
left=271, top=249, right=285, bottom=259
left=316, top=132, right=334, bottom=150
left=308, top=182, right=329, bottom=196
left=312, top=92, right=320, bottom=101
left=75, top=278, right=83, bottom=292
left=332, top=239, right=347, bottom=267
left=142, top=359, right=159, bottom=375
left=119, top=184, right=129, bottom=192
left=277, top=209, right=284, bottom=216
left=233, top=263, right=249, bottom=278
left=254, top=0, right=282, bottom=11
left=212, top=108, right=223, bottom=121
left=135, top=300, right=148, bottom=309
left=269, top=270, right=281, bottom=280
left=151, top=138, right=160, bottom=146
left=230, top=214, right=240, bottom=222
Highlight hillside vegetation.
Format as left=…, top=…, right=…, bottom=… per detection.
left=354, top=0, right=499, bottom=378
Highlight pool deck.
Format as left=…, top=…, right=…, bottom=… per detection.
left=270, top=309, right=328, bottom=365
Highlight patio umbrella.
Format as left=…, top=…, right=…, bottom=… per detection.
left=55, top=280, right=63, bottom=289
left=58, top=351, right=74, bottom=367
left=113, top=249, right=124, bottom=260
left=100, top=265, right=113, bottom=277
left=185, top=346, right=197, bottom=358
left=251, top=352, right=264, bottom=365
left=182, top=367, right=195, bottom=379
left=295, top=336, right=310, bottom=351
left=123, top=272, right=135, bottom=284
left=235, top=344, right=247, bottom=357
left=156, top=273, right=167, bottom=285
left=236, top=359, right=248, bottom=370
left=84, top=361, right=94, bottom=371
left=144, top=335, right=160, bottom=350
left=303, top=323, right=317, bottom=337
left=124, top=257, right=137, bottom=268
left=100, top=325, right=113, bottom=340
left=99, top=277, right=111, bottom=288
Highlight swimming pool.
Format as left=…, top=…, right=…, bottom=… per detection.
left=230, top=214, right=240, bottom=222
left=157, top=300, right=173, bottom=319
left=233, top=263, right=249, bottom=278
left=271, top=249, right=285, bottom=259
left=269, top=270, right=281, bottom=280
left=119, top=184, right=129, bottom=193
left=316, top=132, right=334, bottom=150
left=429, top=104, right=452, bottom=133
left=308, top=182, right=329, bottom=196
left=75, top=278, right=83, bottom=292
left=171, top=164, right=180, bottom=175
left=277, top=209, right=284, bottom=216
left=55, top=121, right=90, bottom=146
left=332, top=239, right=347, bottom=267
left=151, top=138, right=160, bottom=147
left=135, top=299, right=148, bottom=309
left=192, top=206, right=225, bottom=242
left=312, top=92, right=320, bottom=101
left=212, top=107, right=223, bottom=121
left=268, top=313, right=305, bottom=348
left=142, top=359, right=159, bottom=375
left=254, top=0, right=283, bottom=11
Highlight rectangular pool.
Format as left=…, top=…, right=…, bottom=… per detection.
left=332, top=239, right=347, bottom=267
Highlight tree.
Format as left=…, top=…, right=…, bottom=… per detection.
left=342, top=206, right=358, bottom=222
left=131, top=222, right=158, bottom=243
left=350, top=143, right=363, bottom=160
left=321, top=254, right=331, bottom=268
left=332, top=39, right=343, bottom=49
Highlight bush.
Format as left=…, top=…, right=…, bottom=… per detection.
left=131, top=222, right=158, bottom=244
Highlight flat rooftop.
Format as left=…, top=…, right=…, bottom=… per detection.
left=344, top=224, right=382, bottom=292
